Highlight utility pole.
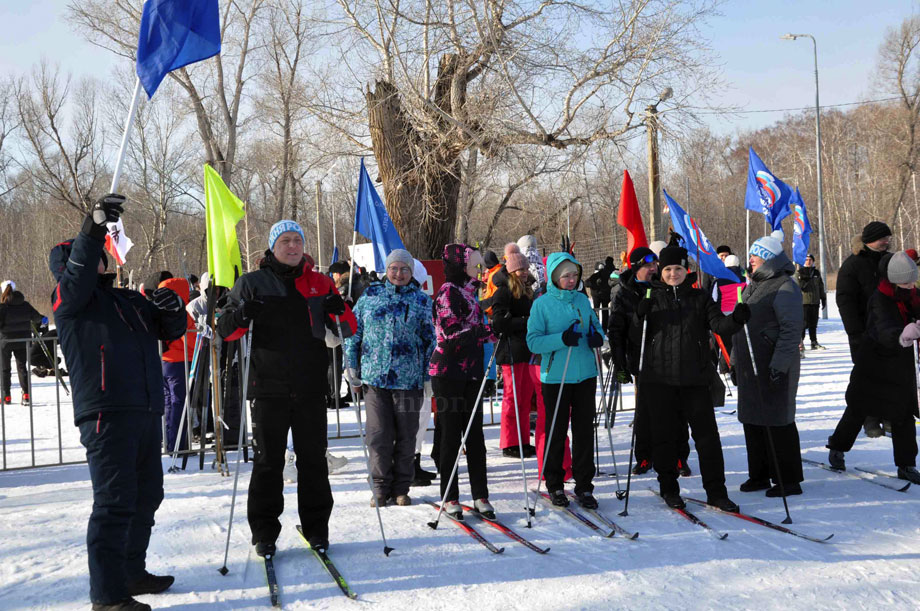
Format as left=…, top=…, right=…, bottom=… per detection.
left=645, top=87, right=672, bottom=242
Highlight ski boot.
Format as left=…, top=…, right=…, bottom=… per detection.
left=92, top=598, right=151, bottom=611
left=662, top=491, right=685, bottom=509
left=632, top=459, right=652, bottom=475
left=575, top=491, right=598, bottom=510
left=548, top=489, right=569, bottom=507
left=326, top=451, right=348, bottom=473
left=897, top=466, right=920, bottom=484
left=811, top=341, right=826, bottom=350
left=474, top=498, right=496, bottom=519
left=21, top=393, right=30, bottom=406
left=677, top=459, right=691, bottom=477
left=126, top=571, right=174, bottom=596
left=827, top=442, right=846, bottom=471
left=707, top=496, right=740, bottom=512
left=444, top=500, right=463, bottom=519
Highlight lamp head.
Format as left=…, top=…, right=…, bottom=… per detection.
left=780, top=33, right=797, bottom=40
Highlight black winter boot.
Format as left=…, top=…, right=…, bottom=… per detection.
left=707, top=496, right=740, bottom=513
left=549, top=489, right=569, bottom=507
left=662, top=491, right=685, bottom=509
left=410, top=453, right=436, bottom=487
left=897, top=466, right=920, bottom=484
left=92, top=599, right=151, bottom=611
left=827, top=447, right=846, bottom=471
left=126, top=571, right=174, bottom=596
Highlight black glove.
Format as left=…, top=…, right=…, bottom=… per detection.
left=82, top=193, right=125, bottom=239
left=732, top=303, right=751, bottom=324
left=561, top=322, right=581, bottom=347
left=768, top=367, right=787, bottom=391
left=614, top=364, right=632, bottom=384
left=324, top=292, right=346, bottom=316
left=240, top=299, right=264, bottom=322
left=151, top=287, right=182, bottom=313
left=636, top=298, right=652, bottom=319
left=587, top=329, right=604, bottom=349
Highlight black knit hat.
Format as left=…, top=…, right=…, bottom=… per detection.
left=716, top=245, right=732, bottom=255
left=861, top=221, right=892, bottom=244
left=658, top=246, right=689, bottom=270
left=629, top=246, right=657, bottom=268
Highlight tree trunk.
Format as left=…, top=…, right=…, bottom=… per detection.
left=366, top=64, right=465, bottom=259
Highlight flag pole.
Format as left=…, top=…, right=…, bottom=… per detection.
left=347, top=230, right=358, bottom=301
left=746, top=210, right=750, bottom=257
left=110, top=78, right=143, bottom=194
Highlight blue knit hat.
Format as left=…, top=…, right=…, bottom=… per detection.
left=749, top=230, right=785, bottom=261
left=268, top=220, right=305, bottom=250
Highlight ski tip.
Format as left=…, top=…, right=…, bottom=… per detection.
left=627, top=531, right=639, bottom=540
left=718, top=533, right=729, bottom=540
left=383, top=546, right=395, bottom=556
left=823, top=533, right=835, bottom=542
left=218, top=566, right=229, bottom=576
left=897, top=482, right=911, bottom=492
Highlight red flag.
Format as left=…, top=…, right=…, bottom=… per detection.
left=617, top=170, right=648, bottom=258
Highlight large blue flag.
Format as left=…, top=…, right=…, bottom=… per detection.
left=355, top=159, right=406, bottom=272
left=664, top=190, right=740, bottom=282
left=791, top=187, right=812, bottom=265
left=136, top=0, right=221, bottom=98
left=744, top=147, right=793, bottom=231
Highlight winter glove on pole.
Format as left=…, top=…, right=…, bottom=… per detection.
left=732, top=303, right=751, bottom=324
left=767, top=368, right=787, bottom=391
left=324, top=292, right=346, bottom=316
left=586, top=321, right=604, bottom=349
left=239, top=299, right=264, bottom=323
left=82, top=193, right=125, bottom=238
left=899, top=321, right=920, bottom=347
left=636, top=296, right=652, bottom=319
left=561, top=322, right=581, bottom=347
left=151, top=287, right=183, bottom=312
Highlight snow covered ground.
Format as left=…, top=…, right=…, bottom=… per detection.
left=2, top=297, right=919, bottom=610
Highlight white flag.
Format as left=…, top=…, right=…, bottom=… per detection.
left=105, top=219, right=134, bottom=265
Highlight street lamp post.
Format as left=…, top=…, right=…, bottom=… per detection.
left=782, top=33, right=828, bottom=318
left=645, top=87, right=672, bottom=242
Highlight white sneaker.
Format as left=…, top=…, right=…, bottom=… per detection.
left=283, top=450, right=297, bottom=483
left=444, top=500, right=463, bottom=518
left=326, top=451, right=348, bottom=473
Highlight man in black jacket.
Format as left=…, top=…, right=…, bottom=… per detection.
left=50, top=193, right=187, bottom=611
left=218, top=220, right=357, bottom=556
left=836, top=221, right=891, bottom=437
left=587, top=257, right=616, bottom=332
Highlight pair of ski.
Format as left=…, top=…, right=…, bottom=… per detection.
left=649, top=488, right=833, bottom=543
left=533, top=490, right=639, bottom=540
left=803, top=458, right=912, bottom=492
left=260, top=526, right=357, bottom=608
left=425, top=500, right=549, bottom=554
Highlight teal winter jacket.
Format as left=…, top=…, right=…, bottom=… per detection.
left=345, top=280, right=436, bottom=390
left=526, top=252, right=601, bottom=384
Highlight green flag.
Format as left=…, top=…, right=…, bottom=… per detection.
left=204, top=164, right=245, bottom=288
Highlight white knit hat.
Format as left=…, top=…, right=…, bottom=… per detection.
left=886, top=251, right=918, bottom=285
left=749, top=230, right=785, bottom=261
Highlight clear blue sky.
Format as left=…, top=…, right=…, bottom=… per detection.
left=0, top=0, right=914, bottom=134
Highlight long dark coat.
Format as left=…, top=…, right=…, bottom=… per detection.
left=732, top=254, right=803, bottom=426
left=846, top=282, right=920, bottom=420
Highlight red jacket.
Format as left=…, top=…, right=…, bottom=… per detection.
left=159, top=277, right=196, bottom=362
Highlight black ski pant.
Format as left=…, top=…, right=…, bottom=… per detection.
left=828, top=402, right=918, bottom=467
left=742, top=422, right=804, bottom=485
left=634, top=381, right=689, bottom=467
left=593, top=297, right=611, bottom=333
left=542, top=377, right=597, bottom=495
left=802, top=304, right=820, bottom=344
left=248, top=395, right=332, bottom=548
left=643, top=383, right=728, bottom=499
left=364, top=386, right=422, bottom=498
left=432, top=376, right=489, bottom=502
left=1, top=339, right=30, bottom=397
left=78, top=411, right=164, bottom=605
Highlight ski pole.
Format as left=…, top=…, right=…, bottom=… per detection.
left=429, top=344, right=499, bottom=531
left=607, top=374, right=626, bottom=499
left=738, top=287, right=793, bottom=524
left=167, top=332, right=199, bottom=473
left=219, top=322, right=253, bottom=575
left=535, top=343, right=574, bottom=499
left=334, top=314, right=394, bottom=556
left=620, top=288, right=651, bottom=517
left=505, top=336, right=534, bottom=527
left=594, top=346, right=622, bottom=490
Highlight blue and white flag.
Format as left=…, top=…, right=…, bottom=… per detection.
left=791, top=187, right=812, bottom=266
left=354, top=159, right=406, bottom=272
left=664, top=190, right=740, bottom=282
left=136, top=0, right=221, bottom=98
left=744, top=147, right=793, bottom=231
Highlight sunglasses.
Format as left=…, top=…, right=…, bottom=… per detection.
left=635, top=254, right=657, bottom=264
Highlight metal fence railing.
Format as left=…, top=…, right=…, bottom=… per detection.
left=1, top=334, right=633, bottom=472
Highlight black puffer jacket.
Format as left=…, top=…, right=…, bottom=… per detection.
left=796, top=266, right=826, bottom=307
left=837, top=238, right=886, bottom=337
left=846, top=280, right=920, bottom=420
left=0, top=292, right=43, bottom=339
left=491, top=270, right=533, bottom=365
left=50, top=232, right=187, bottom=425
left=608, top=267, right=652, bottom=376
left=218, top=251, right=357, bottom=400
left=634, top=273, right=741, bottom=386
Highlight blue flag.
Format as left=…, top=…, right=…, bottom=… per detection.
left=354, top=159, right=406, bottom=272
left=791, top=187, right=812, bottom=265
left=136, top=0, right=221, bottom=98
left=664, top=190, right=740, bottom=282
left=331, top=246, right=339, bottom=265
left=744, top=147, right=793, bottom=231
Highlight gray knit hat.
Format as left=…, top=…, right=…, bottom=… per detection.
left=886, top=251, right=918, bottom=285
left=385, top=248, right=414, bottom=269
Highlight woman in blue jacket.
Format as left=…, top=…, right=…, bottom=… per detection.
left=527, top=252, right=604, bottom=509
